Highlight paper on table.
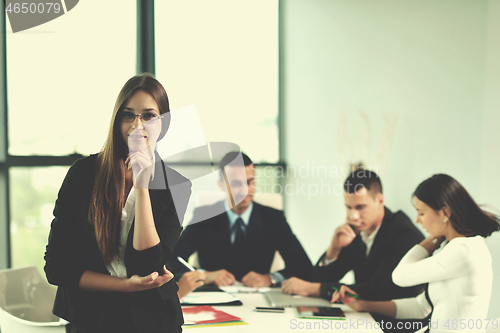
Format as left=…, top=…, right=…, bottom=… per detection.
left=220, top=281, right=271, bottom=293
left=184, top=321, right=248, bottom=329
left=181, top=292, right=240, bottom=305
left=183, top=312, right=216, bottom=324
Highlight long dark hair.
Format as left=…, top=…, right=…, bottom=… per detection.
left=88, top=73, right=170, bottom=264
left=413, top=174, right=500, bottom=237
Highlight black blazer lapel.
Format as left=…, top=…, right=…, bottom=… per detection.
left=149, top=189, right=172, bottom=220
left=366, top=207, right=393, bottom=262
left=216, top=201, right=232, bottom=248
left=245, top=203, right=264, bottom=245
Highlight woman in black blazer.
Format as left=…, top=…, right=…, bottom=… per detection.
left=44, top=73, right=191, bottom=333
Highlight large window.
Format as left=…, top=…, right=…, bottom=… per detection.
left=4, top=0, right=136, bottom=272
left=2, top=0, right=281, bottom=273
left=6, top=0, right=136, bottom=156
left=155, top=0, right=279, bottom=163
left=9, top=167, right=68, bottom=273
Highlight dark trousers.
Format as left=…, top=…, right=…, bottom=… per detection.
left=67, top=299, right=182, bottom=333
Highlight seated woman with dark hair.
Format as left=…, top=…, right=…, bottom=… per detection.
left=332, top=174, right=500, bottom=333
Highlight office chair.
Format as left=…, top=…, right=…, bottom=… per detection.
left=0, top=266, right=67, bottom=333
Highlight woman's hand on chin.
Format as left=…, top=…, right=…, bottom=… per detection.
left=125, top=149, right=154, bottom=189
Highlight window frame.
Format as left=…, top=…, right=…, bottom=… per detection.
left=0, top=0, right=285, bottom=269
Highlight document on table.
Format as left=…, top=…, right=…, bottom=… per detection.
left=220, top=281, right=271, bottom=293
left=181, top=292, right=242, bottom=306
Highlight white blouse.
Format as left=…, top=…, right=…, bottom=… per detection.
left=106, top=187, right=136, bottom=278
left=392, top=236, right=492, bottom=333
left=106, top=156, right=156, bottom=277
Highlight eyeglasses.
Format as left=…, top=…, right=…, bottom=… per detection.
left=117, top=111, right=163, bottom=124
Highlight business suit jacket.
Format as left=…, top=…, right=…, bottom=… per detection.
left=311, top=207, right=425, bottom=301
left=44, top=153, right=191, bottom=332
left=169, top=201, right=312, bottom=281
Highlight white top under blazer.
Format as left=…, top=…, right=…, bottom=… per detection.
left=392, top=236, right=492, bottom=333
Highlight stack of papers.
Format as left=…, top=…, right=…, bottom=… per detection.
left=181, top=291, right=242, bottom=306
left=220, top=284, right=271, bottom=294
left=182, top=305, right=247, bottom=328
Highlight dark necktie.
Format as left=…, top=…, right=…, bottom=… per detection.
left=231, top=218, right=247, bottom=280
left=233, top=217, right=246, bottom=247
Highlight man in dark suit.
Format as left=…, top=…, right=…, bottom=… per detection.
left=170, top=152, right=311, bottom=295
left=281, top=169, right=424, bottom=302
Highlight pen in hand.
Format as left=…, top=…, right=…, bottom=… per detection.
left=331, top=286, right=361, bottom=300
left=177, top=256, right=195, bottom=271
left=177, top=256, right=205, bottom=283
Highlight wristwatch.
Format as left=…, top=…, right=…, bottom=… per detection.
left=268, top=274, right=278, bottom=287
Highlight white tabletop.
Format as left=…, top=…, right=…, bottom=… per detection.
left=183, top=292, right=383, bottom=332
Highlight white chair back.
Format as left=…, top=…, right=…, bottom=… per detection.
left=0, top=266, right=66, bottom=333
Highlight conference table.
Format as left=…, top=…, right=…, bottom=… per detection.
left=182, top=290, right=383, bottom=332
